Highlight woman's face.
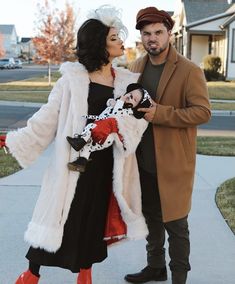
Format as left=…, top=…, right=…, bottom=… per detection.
left=106, top=27, right=124, bottom=60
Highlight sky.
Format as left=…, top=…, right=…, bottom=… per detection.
left=0, top=0, right=178, bottom=47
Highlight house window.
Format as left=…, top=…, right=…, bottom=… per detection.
left=232, top=29, right=235, bottom=62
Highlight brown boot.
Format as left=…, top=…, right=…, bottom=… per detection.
left=77, top=268, right=92, bottom=284
left=68, top=157, right=88, bottom=172
left=66, top=135, right=87, bottom=151
left=15, top=269, right=40, bottom=284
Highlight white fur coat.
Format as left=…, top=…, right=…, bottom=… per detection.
left=6, top=62, right=148, bottom=252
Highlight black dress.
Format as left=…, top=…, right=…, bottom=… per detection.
left=26, top=82, right=114, bottom=272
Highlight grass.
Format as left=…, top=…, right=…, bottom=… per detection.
left=0, top=73, right=61, bottom=103
left=0, top=84, right=52, bottom=90
left=207, top=81, right=235, bottom=100
left=197, top=136, right=235, bottom=156
left=0, top=91, right=49, bottom=103
left=0, top=147, right=21, bottom=178
left=211, top=102, right=235, bottom=110
left=216, top=178, right=235, bottom=234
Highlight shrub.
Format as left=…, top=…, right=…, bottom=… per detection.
left=203, top=55, right=223, bottom=81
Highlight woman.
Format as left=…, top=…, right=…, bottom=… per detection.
left=6, top=5, right=148, bottom=284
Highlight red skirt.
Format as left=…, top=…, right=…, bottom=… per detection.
left=104, top=191, right=127, bottom=245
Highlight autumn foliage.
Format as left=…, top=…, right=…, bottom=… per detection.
left=33, top=0, right=76, bottom=65
left=0, top=33, right=5, bottom=58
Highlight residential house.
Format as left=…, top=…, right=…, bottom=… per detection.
left=172, top=0, right=235, bottom=80
left=19, top=37, right=35, bottom=60
left=0, top=24, right=20, bottom=57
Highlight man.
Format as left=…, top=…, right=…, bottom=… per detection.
left=125, top=7, right=211, bottom=284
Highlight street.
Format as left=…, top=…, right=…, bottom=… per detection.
left=0, top=104, right=235, bottom=133
left=0, top=64, right=59, bottom=83
left=0, top=105, right=39, bottom=131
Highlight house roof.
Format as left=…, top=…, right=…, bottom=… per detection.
left=220, top=13, right=235, bottom=28
left=184, top=0, right=232, bottom=23
left=186, top=10, right=235, bottom=28
left=0, top=24, right=15, bottom=35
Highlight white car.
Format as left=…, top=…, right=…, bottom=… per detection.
left=0, top=58, right=15, bottom=69
left=14, top=59, right=23, bottom=69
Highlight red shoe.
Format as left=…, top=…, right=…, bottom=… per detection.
left=77, top=268, right=92, bottom=284
left=15, top=270, right=40, bottom=284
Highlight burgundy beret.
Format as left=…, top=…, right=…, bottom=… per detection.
left=136, top=6, right=175, bottom=30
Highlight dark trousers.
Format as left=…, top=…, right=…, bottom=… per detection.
left=139, top=168, right=191, bottom=272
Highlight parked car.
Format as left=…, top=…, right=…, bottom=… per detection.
left=0, top=58, right=15, bottom=69
left=14, top=59, right=23, bottom=69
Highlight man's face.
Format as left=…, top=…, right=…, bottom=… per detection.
left=122, top=89, right=142, bottom=108
left=140, top=22, right=171, bottom=56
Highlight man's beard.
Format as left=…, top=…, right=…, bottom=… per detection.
left=145, top=43, right=168, bottom=56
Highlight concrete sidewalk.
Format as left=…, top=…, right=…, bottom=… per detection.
left=0, top=145, right=235, bottom=284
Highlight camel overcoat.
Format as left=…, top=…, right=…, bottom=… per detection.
left=129, top=45, right=211, bottom=222
left=6, top=62, right=148, bottom=252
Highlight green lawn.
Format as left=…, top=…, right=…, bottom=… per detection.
left=0, top=147, right=21, bottom=178
left=197, top=136, right=235, bottom=156
left=216, top=178, right=235, bottom=234
left=207, top=81, right=235, bottom=100
left=211, top=102, right=235, bottom=110
left=0, top=91, right=49, bottom=103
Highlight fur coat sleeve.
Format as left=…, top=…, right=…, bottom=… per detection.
left=6, top=77, right=67, bottom=168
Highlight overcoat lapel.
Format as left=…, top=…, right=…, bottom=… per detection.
left=156, top=61, right=176, bottom=103
left=156, top=46, right=178, bottom=103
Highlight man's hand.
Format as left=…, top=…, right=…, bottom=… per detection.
left=138, top=101, right=157, bottom=122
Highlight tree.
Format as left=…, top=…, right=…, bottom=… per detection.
left=0, top=33, right=5, bottom=58
left=56, top=3, right=76, bottom=62
left=33, top=0, right=76, bottom=85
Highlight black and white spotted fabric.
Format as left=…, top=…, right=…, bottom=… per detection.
left=79, top=99, right=133, bottom=160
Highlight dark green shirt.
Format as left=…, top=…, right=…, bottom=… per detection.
left=136, top=59, right=165, bottom=174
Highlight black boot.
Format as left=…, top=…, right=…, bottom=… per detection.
left=66, top=135, right=86, bottom=151
left=172, top=271, right=187, bottom=284
left=124, top=266, right=167, bottom=283
left=68, top=157, right=88, bottom=172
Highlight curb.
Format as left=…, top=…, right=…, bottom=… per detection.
left=0, top=100, right=43, bottom=108
left=212, top=110, right=235, bottom=116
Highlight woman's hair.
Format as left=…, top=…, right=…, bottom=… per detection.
left=76, top=5, right=128, bottom=72
left=76, top=19, right=110, bottom=72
